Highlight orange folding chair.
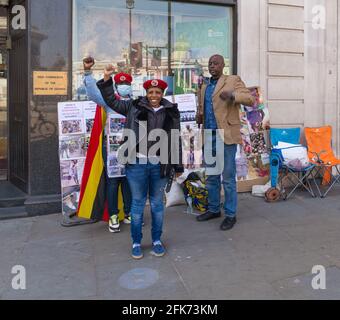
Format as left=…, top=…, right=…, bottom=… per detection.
left=305, top=126, right=340, bottom=198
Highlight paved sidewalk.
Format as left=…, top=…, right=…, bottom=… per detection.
left=2, top=188, right=340, bottom=300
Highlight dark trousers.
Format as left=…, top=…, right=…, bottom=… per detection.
left=103, top=143, right=132, bottom=217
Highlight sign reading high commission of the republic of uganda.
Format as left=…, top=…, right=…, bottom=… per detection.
left=33, top=71, right=68, bottom=95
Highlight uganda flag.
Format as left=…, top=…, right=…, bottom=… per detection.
left=77, top=106, right=110, bottom=221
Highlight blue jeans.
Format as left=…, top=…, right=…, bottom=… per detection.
left=103, top=144, right=132, bottom=217
left=126, top=161, right=168, bottom=245
left=204, top=131, right=237, bottom=218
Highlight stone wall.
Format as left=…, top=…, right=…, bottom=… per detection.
left=238, top=0, right=339, bottom=154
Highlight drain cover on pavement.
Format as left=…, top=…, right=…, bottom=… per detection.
left=119, top=268, right=159, bottom=290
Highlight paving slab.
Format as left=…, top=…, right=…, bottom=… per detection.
left=1, top=191, right=340, bottom=300
left=272, top=266, right=340, bottom=300
left=95, top=257, right=191, bottom=300
left=1, top=238, right=97, bottom=300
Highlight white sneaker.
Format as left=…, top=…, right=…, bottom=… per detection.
left=109, top=215, right=120, bottom=233
left=123, top=215, right=131, bottom=225
left=122, top=214, right=145, bottom=226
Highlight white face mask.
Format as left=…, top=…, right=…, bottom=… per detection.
left=117, top=85, right=132, bottom=98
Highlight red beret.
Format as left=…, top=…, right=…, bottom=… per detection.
left=143, top=79, right=168, bottom=92
left=114, top=73, right=133, bottom=85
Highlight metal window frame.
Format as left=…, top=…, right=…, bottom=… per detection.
left=70, top=0, right=238, bottom=89
left=158, top=0, right=238, bottom=74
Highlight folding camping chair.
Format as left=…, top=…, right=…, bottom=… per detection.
left=270, top=128, right=301, bottom=147
left=305, top=126, right=340, bottom=198
left=265, top=128, right=316, bottom=201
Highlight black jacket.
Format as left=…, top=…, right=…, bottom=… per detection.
left=97, top=78, right=184, bottom=178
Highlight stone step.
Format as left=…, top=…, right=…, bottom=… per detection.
left=0, top=197, right=26, bottom=208
left=0, top=206, right=28, bottom=220
left=0, top=181, right=27, bottom=208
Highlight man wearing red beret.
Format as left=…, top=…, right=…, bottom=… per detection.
left=97, top=64, right=184, bottom=260
left=114, top=73, right=134, bottom=99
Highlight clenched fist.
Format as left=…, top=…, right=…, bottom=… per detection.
left=196, top=113, right=203, bottom=125
left=83, top=56, right=95, bottom=71
left=220, top=90, right=235, bottom=102
left=104, top=64, right=116, bottom=81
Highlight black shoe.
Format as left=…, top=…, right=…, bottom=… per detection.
left=196, top=211, right=221, bottom=222
left=220, top=217, right=237, bottom=231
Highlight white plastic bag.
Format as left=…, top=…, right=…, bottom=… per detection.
left=274, top=142, right=309, bottom=167
left=165, top=182, right=186, bottom=208
left=176, top=168, right=206, bottom=185
left=252, top=181, right=272, bottom=197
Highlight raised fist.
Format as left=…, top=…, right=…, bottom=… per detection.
left=83, top=56, right=95, bottom=71
left=220, top=90, right=235, bottom=102
left=196, top=113, right=203, bottom=125
left=104, top=64, right=116, bottom=81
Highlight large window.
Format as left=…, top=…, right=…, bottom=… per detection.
left=73, top=0, right=234, bottom=99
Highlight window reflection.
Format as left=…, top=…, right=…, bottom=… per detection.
left=73, top=0, right=233, bottom=99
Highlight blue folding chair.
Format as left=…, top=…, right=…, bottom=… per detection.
left=270, top=128, right=301, bottom=147
left=265, top=128, right=316, bottom=201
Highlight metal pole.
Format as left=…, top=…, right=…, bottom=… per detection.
left=167, top=0, right=172, bottom=77
left=146, top=45, right=149, bottom=72
left=129, top=8, right=132, bottom=68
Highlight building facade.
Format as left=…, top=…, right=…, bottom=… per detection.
left=0, top=0, right=339, bottom=217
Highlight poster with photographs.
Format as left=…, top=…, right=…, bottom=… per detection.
left=107, top=113, right=127, bottom=178
left=59, top=135, right=86, bottom=160
left=84, top=102, right=97, bottom=134
left=237, top=87, right=270, bottom=181
left=58, top=102, right=85, bottom=136
left=165, top=94, right=202, bottom=170
left=62, top=185, right=81, bottom=216
left=84, top=135, right=91, bottom=153
left=109, top=115, right=127, bottom=134
left=60, top=159, right=85, bottom=188
left=58, top=101, right=97, bottom=216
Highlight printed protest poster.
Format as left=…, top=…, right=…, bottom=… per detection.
left=59, top=135, right=86, bottom=160
left=107, top=113, right=127, bottom=178
left=60, top=159, right=85, bottom=188
left=165, top=94, right=202, bottom=170
left=58, top=101, right=128, bottom=223
left=176, top=94, right=202, bottom=170
left=62, top=185, right=81, bottom=216
left=84, top=101, right=97, bottom=134
left=58, top=101, right=96, bottom=216
left=58, top=102, right=85, bottom=136
left=237, top=87, right=270, bottom=190
left=83, top=101, right=97, bottom=158
left=109, top=114, right=127, bottom=134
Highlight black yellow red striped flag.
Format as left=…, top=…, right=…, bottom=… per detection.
left=77, top=106, right=109, bottom=221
